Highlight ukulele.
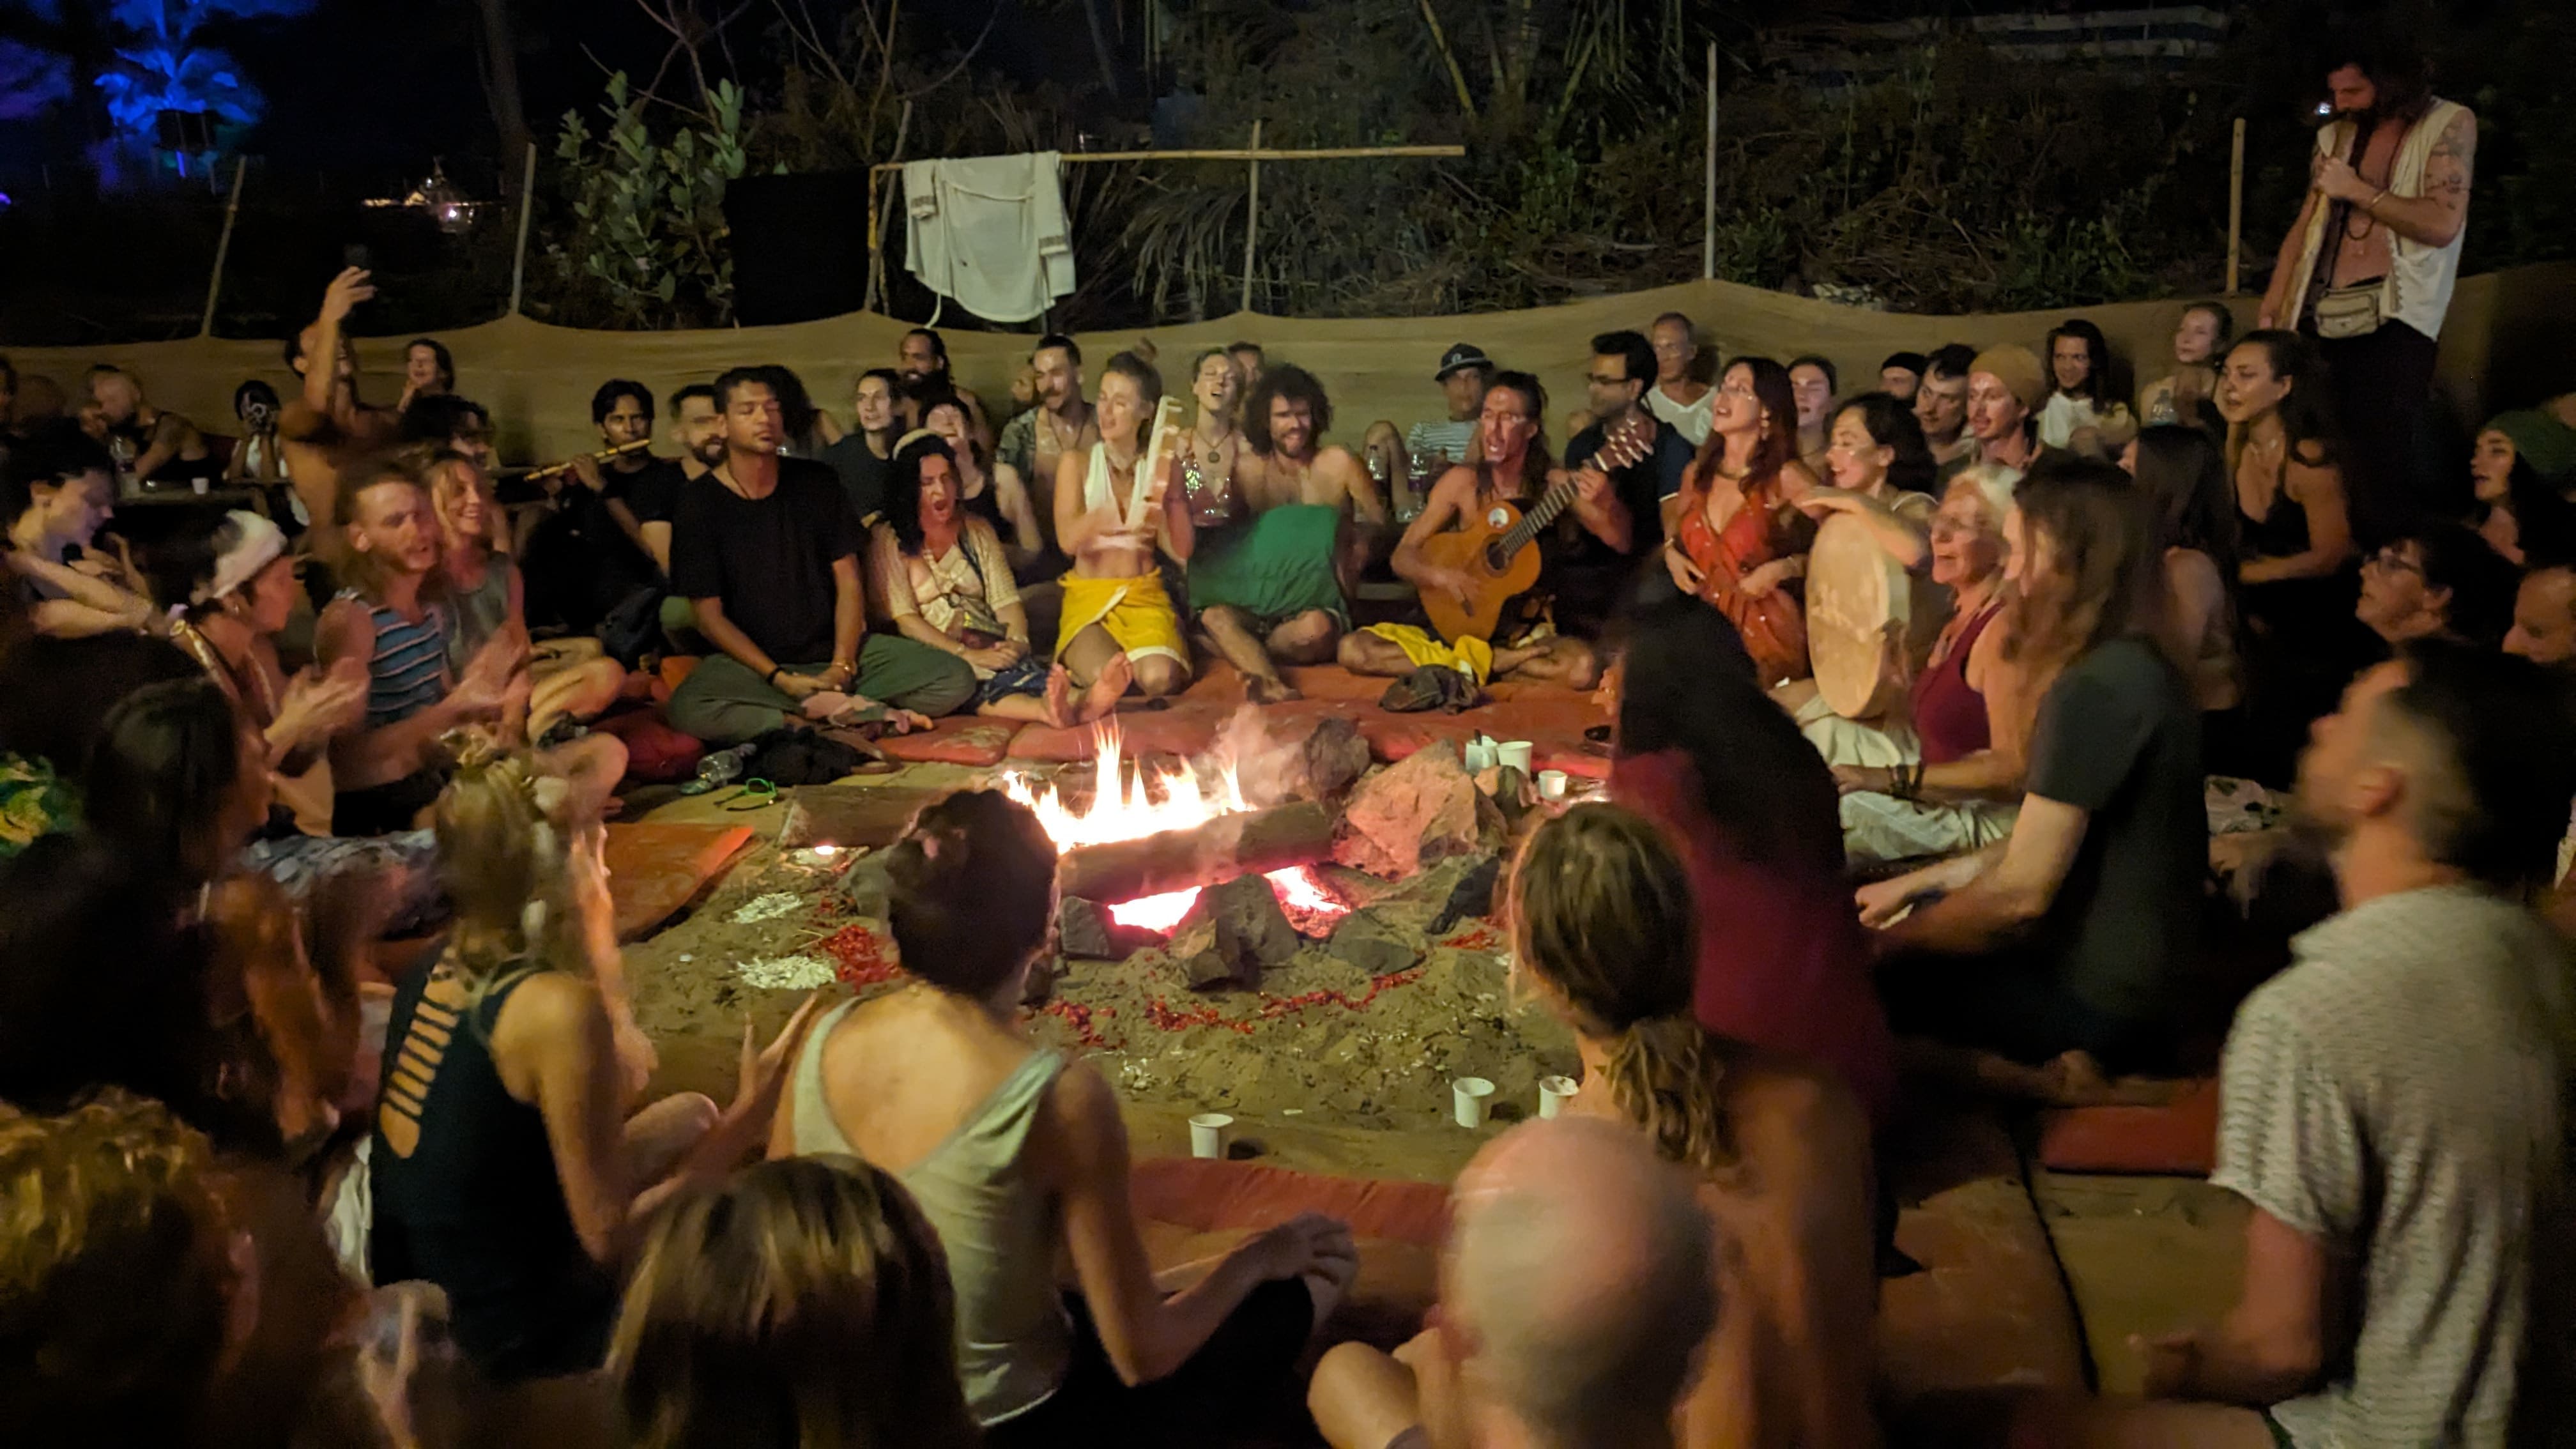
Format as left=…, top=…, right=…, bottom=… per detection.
left=1418, top=413, right=1655, bottom=645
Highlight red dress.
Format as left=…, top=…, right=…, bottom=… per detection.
left=1675, top=473, right=1812, bottom=686
left=1609, top=748, right=1899, bottom=1131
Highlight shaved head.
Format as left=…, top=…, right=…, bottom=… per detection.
left=1442, top=1117, right=1717, bottom=1448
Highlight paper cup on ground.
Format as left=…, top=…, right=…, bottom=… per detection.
left=1496, top=740, right=1534, bottom=774
left=1537, top=769, right=1569, bottom=801
left=1452, top=1077, right=1497, bottom=1129
left=1462, top=737, right=1496, bottom=771
left=1538, top=1075, right=1579, bottom=1119
left=1188, top=1113, right=1234, bottom=1159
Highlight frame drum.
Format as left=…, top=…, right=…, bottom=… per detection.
left=1806, top=512, right=1912, bottom=719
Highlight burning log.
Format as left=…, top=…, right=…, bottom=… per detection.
left=1056, top=799, right=1337, bottom=907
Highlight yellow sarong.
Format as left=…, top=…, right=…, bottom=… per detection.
left=1360, top=624, right=1494, bottom=686
left=1057, top=572, right=1190, bottom=670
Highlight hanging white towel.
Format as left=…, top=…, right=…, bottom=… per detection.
left=900, top=152, right=1077, bottom=324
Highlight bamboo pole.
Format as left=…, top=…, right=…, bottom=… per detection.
left=1241, top=120, right=1262, bottom=316
left=506, top=141, right=539, bottom=316
left=198, top=155, right=249, bottom=339
left=1703, top=41, right=1717, bottom=281
left=2225, top=116, right=2246, bottom=295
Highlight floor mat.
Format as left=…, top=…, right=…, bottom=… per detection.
left=603, top=822, right=756, bottom=941
left=873, top=717, right=1020, bottom=767
left=2035, top=1078, right=2220, bottom=1177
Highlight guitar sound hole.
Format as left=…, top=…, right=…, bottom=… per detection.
left=1482, top=541, right=1508, bottom=572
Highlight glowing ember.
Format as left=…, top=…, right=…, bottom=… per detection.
left=1003, top=719, right=1347, bottom=931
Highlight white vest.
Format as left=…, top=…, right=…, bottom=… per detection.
left=2282, top=99, right=2470, bottom=341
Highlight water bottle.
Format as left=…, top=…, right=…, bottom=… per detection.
left=683, top=742, right=757, bottom=794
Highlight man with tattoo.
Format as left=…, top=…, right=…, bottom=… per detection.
left=2259, top=34, right=2476, bottom=545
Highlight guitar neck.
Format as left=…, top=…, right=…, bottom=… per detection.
left=1499, top=477, right=1580, bottom=556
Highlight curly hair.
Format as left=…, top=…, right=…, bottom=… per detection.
left=884, top=431, right=958, bottom=557
left=1506, top=803, right=1739, bottom=1179
left=0, top=1090, right=238, bottom=1444
left=1242, top=362, right=1334, bottom=458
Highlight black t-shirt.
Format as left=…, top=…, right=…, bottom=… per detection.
left=604, top=456, right=685, bottom=525
left=819, top=434, right=893, bottom=528
left=2024, top=635, right=2205, bottom=1024
left=669, top=459, right=858, bottom=665
left=1546, top=415, right=1690, bottom=638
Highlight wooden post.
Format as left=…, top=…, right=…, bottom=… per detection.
left=197, top=155, right=249, bottom=338
left=506, top=141, right=539, bottom=316
left=1702, top=41, right=1718, bottom=281
left=2225, top=116, right=2247, bottom=295
left=864, top=100, right=915, bottom=315
left=1240, top=119, right=1263, bottom=315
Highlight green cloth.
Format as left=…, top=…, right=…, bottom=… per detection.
left=664, top=637, right=976, bottom=745
left=0, top=753, right=75, bottom=860
left=1186, top=503, right=1348, bottom=631
left=2485, top=408, right=2576, bottom=485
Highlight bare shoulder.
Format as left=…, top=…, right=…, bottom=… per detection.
left=1035, top=1055, right=1128, bottom=1185
left=1317, top=444, right=1365, bottom=480
left=2166, top=545, right=2223, bottom=597
left=315, top=595, right=374, bottom=656
left=489, top=970, right=609, bottom=1063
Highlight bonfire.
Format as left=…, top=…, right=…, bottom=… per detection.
left=1004, top=720, right=1343, bottom=932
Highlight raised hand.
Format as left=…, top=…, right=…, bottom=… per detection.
left=321, top=266, right=376, bottom=325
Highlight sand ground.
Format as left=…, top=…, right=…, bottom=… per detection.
left=625, top=764, right=2246, bottom=1404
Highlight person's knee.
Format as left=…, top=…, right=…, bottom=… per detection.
left=1562, top=645, right=1602, bottom=692
left=1269, top=610, right=1341, bottom=664
left=910, top=652, right=981, bottom=717
left=1337, top=631, right=1388, bottom=673
left=1199, top=604, right=1251, bottom=638
left=1133, top=656, right=1188, bottom=697
left=1362, top=420, right=1400, bottom=450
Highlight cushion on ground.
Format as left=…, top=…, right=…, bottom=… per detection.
left=1877, top=1109, right=2090, bottom=1400
left=592, top=708, right=703, bottom=783
left=1006, top=702, right=1232, bottom=763
left=603, top=822, right=755, bottom=940
left=874, top=717, right=1018, bottom=766
left=2035, top=1078, right=2220, bottom=1177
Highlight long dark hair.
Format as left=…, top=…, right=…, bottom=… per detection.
left=84, top=676, right=248, bottom=887
left=2227, top=330, right=2341, bottom=473
left=753, top=365, right=825, bottom=447
left=1691, top=357, right=1797, bottom=492
left=1480, top=370, right=1554, bottom=501
left=2478, top=452, right=2576, bottom=569
left=1507, top=804, right=1738, bottom=1178
left=404, top=337, right=455, bottom=391
left=2003, top=459, right=2173, bottom=755
left=884, top=433, right=957, bottom=556
left=2044, top=319, right=2113, bottom=405
left=1613, top=592, right=1844, bottom=878
left=1837, top=394, right=1935, bottom=497
left=2133, top=424, right=2242, bottom=604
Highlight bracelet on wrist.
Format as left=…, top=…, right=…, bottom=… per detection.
left=764, top=666, right=783, bottom=685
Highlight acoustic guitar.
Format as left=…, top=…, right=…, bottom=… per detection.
left=1419, top=414, right=1655, bottom=645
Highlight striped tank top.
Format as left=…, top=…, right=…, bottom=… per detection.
left=339, top=590, right=452, bottom=729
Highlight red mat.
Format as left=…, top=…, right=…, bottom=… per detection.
left=604, top=822, right=756, bottom=942
left=875, top=717, right=1019, bottom=767
left=1131, top=1156, right=1451, bottom=1245
left=2035, top=1077, right=2221, bottom=1177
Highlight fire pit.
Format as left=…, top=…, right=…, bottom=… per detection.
left=1004, top=720, right=1347, bottom=933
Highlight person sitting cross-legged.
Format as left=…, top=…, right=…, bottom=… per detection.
left=870, top=432, right=1110, bottom=727
left=774, top=789, right=1357, bottom=1445
left=2016, top=641, right=2576, bottom=1448
left=1050, top=351, right=1197, bottom=702
left=1857, top=459, right=2204, bottom=1100
left=664, top=367, right=976, bottom=746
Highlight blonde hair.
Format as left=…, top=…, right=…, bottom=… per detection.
left=610, top=1156, right=980, bottom=1449
left=433, top=735, right=608, bottom=1008
left=0, top=1091, right=236, bottom=1439
left=1506, top=804, right=1738, bottom=1178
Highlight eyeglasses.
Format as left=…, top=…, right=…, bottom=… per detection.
left=2368, top=547, right=2425, bottom=576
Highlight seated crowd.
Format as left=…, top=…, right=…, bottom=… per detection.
left=6, top=205, right=2576, bottom=1447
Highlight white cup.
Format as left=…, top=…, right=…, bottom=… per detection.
left=1536, top=769, right=1569, bottom=801
left=1538, top=1075, right=1579, bottom=1119
left=1462, top=737, right=1496, bottom=771
left=190, top=476, right=210, bottom=496
left=1496, top=740, right=1534, bottom=774
left=1188, top=1112, right=1234, bottom=1160
left=1452, top=1077, right=1497, bottom=1129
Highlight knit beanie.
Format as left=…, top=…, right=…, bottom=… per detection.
left=2483, top=409, right=2576, bottom=486
left=1970, top=345, right=2049, bottom=415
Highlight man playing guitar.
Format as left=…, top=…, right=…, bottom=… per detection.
left=1338, top=370, right=1627, bottom=690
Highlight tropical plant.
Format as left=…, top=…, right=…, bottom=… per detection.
left=539, top=71, right=755, bottom=329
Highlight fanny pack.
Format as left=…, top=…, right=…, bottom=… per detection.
left=2311, top=282, right=2386, bottom=341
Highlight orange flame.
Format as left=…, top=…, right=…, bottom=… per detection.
left=1004, top=719, right=1344, bottom=931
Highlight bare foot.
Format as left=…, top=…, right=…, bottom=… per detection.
left=801, top=689, right=852, bottom=721
left=2036, top=1050, right=2182, bottom=1107
left=1078, top=654, right=1133, bottom=723
left=1045, top=664, right=1078, bottom=728
left=1246, top=673, right=1301, bottom=705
